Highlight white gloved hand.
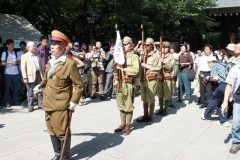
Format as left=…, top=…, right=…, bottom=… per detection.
left=33, top=84, right=42, bottom=94
left=68, top=102, right=77, bottom=111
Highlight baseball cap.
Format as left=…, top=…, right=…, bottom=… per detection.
left=226, top=43, right=235, bottom=52
left=73, top=42, right=80, bottom=46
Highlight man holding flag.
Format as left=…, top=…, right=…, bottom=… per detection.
left=112, top=32, right=140, bottom=136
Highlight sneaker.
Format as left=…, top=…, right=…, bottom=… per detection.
left=199, top=104, right=207, bottom=109
left=6, top=103, right=11, bottom=107
left=222, top=122, right=229, bottom=127
left=200, top=114, right=206, bottom=120
left=28, top=107, right=34, bottom=112
left=229, top=144, right=240, bottom=154
left=200, top=114, right=211, bottom=121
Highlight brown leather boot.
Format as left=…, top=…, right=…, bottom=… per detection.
left=124, top=125, right=131, bottom=136
left=114, top=124, right=126, bottom=132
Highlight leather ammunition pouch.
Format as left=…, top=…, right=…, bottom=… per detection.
left=158, top=73, right=171, bottom=80
left=146, top=74, right=156, bottom=81
left=123, top=76, right=133, bottom=83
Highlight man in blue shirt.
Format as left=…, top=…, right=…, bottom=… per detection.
left=201, top=56, right=228, bottom=126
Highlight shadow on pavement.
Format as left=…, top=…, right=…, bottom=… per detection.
left=0, top=124, right=5, bottom=128
left=224, top=134, right=232, bottom=144
left=71, top=132, right=124, bottom=159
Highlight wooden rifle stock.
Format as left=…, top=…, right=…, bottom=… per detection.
left=140, top=24, right=146, bottom=82
left=159, top=34, right=164, bottom=79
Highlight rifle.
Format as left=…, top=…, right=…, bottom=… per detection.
left=159, top=34, right=164, bottom=80
left=140, top=24, right=146, bottom=82
left=60, top=110, right=73, bottom=160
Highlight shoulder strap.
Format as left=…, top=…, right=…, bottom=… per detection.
left=14, top=51, right=18, bottom=59
left=5, top=50, right=8, bottom=62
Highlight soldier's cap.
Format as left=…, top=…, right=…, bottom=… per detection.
left=73, top=42, right=80, bottom=46
left=226, top=43, right=235, bottom=52
left=51, top=30, right=70, bottom=45
left=163, top=41, right=170, bottom=48
left=122, top=36, right=132, bottom=45
left=145, top=38, right=154, bottom=45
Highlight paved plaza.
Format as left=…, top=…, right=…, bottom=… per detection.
left=0, top=88, right=240, bottom=160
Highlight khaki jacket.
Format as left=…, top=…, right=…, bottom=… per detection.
left=161, top=54, right=176, bottom=73
left=40, top=57, right=83, bottom=111
left=123, top=51, right=140, bottom=77
left=21, top=52, right=44, bottom=83
left=145, top=51, right=161, bottom=75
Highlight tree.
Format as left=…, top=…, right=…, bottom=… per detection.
left=0, top=0, right=217, bottom=45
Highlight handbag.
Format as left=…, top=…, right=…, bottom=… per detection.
left=188, top=68, right=195, bottom=81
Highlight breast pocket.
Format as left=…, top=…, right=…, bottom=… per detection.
left=54, top=75, right=69, bottom=87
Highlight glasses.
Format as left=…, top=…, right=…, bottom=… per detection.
left=123, top=43, right=129, bottom=46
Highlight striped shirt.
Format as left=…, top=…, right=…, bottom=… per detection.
left=210, top=63, right=226, bottom=83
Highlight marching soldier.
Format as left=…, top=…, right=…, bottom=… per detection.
left=34, top=30, right=83, bottom=160
left=156, top=41, right=175, bottom=116
left=113, top=36, right=140, bottom=135
left=137, top=38, right=160, bottom=125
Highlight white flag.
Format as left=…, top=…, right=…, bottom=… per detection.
left=113, top=30, right=125, bottom=65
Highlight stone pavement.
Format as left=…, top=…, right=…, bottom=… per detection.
left=0, top=91, right=240, bottom=160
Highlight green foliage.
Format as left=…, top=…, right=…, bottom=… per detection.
left=0, top=0, right=218, bottom=43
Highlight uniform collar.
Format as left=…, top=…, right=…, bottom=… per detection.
left=126, top=51, right=134, bottom=57
left=163, top=53, right=170, bottom=58
left=147, top=51, right=154, bottom=57
left=49, top=54, right=66, bottom=66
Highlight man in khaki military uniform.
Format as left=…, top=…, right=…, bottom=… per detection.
left=137, top=38, right=160, bottom=125
left=156, top=41, right=175, bottom=116
left=35, top=30, right=83, bottom=160
left=113, top=36, right=140, bottom=135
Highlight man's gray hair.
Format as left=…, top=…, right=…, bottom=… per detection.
left=26, top=41, right=35, bottom=48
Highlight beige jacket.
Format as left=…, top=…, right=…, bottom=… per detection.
left=21, top=51, right=44, bottom=83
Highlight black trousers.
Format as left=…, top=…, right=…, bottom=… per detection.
left=199, top=71, right=212, bottom=105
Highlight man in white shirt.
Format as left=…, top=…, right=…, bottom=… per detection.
left=1, top=39, right=21, bottom=107
left=21, top=41, right=44, bottom=112
left=196, top=45, right=214, bottom=108
left=17, top=41, right=26, bottom=60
